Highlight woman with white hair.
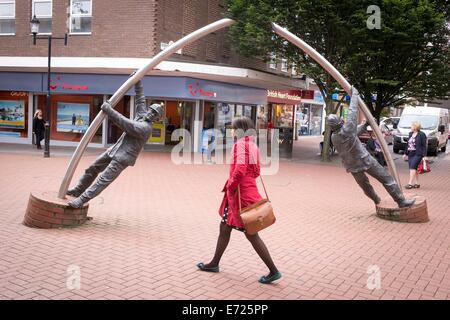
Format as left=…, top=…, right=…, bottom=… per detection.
left=403, top=121, right=427, bottom=189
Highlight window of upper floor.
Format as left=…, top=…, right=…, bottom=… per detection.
left=32, top=0, right=52, bottom=34
left=0, top=0, right=15, bottom=35
left=70, top=0, right=92, bottom=35
left=292, top=63, right=297, bottom=76
left=281, top=58, right=288, bottom=73
left=269, top=53, right=277, bottom=70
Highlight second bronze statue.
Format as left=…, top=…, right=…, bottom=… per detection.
left=327, top=87, right=415, bottom=209
left=67, top=80, right=163, bottom=208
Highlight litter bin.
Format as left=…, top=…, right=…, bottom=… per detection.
left=276, top=127, right=293, bottom=158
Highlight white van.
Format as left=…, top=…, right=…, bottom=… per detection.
left=393, top=106, right=449, bottom=156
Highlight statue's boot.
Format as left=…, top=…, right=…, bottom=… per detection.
left=68, top=195, right=89, bottom=209
left=398, top=198, right=416, bottom=208
left=67, top=187, right=83, bottom=198
left=386, top=183, right=416, bottom=208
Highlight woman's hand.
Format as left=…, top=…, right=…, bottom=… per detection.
left=403, top=154, right=408, bottom=161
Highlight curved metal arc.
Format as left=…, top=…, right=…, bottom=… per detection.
left=57, top=18, right=236, bottom=199
left=271, top=23, right=402, bottom=193
left=58, top=18, right=402, bottom=200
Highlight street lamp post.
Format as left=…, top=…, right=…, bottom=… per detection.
left=30, top=15, right=68, bottom=158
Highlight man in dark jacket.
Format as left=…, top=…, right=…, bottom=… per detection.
left=366, top=131, right=386, bottom=167
left=327, top=87, right=415, bottom=208
left=67, top=80, right=162, bottom=208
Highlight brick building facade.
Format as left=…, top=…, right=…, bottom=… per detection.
left=0, top=0, right=289, bottom=73
left=0, top=0, right=325, bottom=150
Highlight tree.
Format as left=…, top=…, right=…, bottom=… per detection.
left=226, top=0, right=450, bottom=161
left=344, top=0, right=450, bottom=119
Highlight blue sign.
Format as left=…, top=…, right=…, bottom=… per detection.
left=314, top=91, right=324, bottom=103
left=0, top=72, right=267, bottom=105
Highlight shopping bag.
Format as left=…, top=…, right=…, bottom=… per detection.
left=417, top=159, right=431, bottom=174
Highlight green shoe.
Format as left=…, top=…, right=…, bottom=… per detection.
left=197, top=262, right=219, bottom=273
left=258, top=271, right=282, bottom=284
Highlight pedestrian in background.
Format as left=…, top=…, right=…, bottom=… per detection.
left=403, top=121, right=427, bottom=189
left=33, top=109, right=45, bottom=150
left=197, top=117, right=281, bottom=284
left=366, top=131, right=386, bottom=167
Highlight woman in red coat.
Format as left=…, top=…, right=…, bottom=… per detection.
left=197, top=117, right=281, bottom=284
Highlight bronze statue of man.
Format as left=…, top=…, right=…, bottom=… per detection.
left=327, top=87, right=415, bottom=208
left=67, top=80, right=162, bottom=208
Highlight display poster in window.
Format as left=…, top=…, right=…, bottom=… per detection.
left=148, top=122, right=165, bottom=144
left=57, top=102, right=90, bottom=133
left=202, top=129, right=217, bottom=154
left=0, top=100, right=25, bottom=129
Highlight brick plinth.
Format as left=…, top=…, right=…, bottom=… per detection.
left=376, top=193, right=429, bottom=223
left=24, top=191, right=90, bottom=229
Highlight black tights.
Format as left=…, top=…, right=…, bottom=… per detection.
left=204, top=222, right=279, bottom=276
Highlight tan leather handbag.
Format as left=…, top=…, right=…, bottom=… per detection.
left=237, top=175, right=276, bottom=235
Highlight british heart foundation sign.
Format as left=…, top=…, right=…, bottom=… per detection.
left=267, top=90, right=302, bottom=105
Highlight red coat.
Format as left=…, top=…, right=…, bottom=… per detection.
left=219, top=136, right=262, bottom=229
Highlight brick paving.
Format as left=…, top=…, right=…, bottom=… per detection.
left=0, top=138, right=449, bottom=300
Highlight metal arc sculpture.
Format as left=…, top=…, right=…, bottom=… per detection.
left=271, top=23, right=402, bottom=190
left=57, top=18, right=235, bottom=198
left=57, top=18, right=402, bottom=200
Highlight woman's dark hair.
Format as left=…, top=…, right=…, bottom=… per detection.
left=232, top=116, right=255, bottom=131
left=231, top=117, right=256, bottom=139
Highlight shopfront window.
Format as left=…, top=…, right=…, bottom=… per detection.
left=296, top=105, right=309, bottom=136
left=202, top=101, right=233, bottom=148
left=92, top=96, right=103, bottom=143
left=272, top=104, right=294, bottom=128
left=0, top=91, right=27, bottom=138
left=41, top=94, right=102, bottom=143
left=106, top=96, right=130, bottom=144
left=216, top=102, right=233, bottom=146
left=296, top=104, right=324, bottom=136
left=309, top=104, right=323, bottom=136
left=164, top=100, right=194, bottom=145
left=144, top=99, right=194, bottom=145
left=256, top=105, right=268, bottom=130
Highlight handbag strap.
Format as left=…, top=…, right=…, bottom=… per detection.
left=237, top=176, right=269, bottom=213
left=236, top=142, right=269, bottom=213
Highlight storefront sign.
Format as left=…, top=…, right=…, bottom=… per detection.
left=56, top=102, right=90, bottom=133
left=188, top=82, right=217, bottom=98
left=332, top=93, right=350, bottom=102
left=267, top=90, right=302, bottom=104
left=301, top=90, right=315, bottom=100
left=50, top=76, right=89, bottom=91
left=0, top=100, right=25, bottom=129
left=10, top=92, right=27, bottom=97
